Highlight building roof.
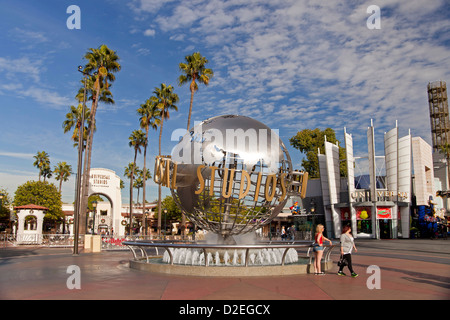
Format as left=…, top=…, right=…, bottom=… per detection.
left=14, top=204, right=49, bottom=210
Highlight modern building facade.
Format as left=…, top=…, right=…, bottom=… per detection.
left=288, top=121, right=438, bottom=239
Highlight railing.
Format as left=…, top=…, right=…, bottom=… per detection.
left=0, top=234, right=85, bottom=247
left=100, top=235, right=195, bottom=250
left=0, top=233, right=15, bottom=248
left=122, top=240, right=337, bottom=267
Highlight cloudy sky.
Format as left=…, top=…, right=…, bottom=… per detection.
left=0, top=0, right=449, bottom=204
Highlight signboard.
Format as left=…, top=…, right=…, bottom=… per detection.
left=377, top=207, right=392, bottom=219
left=341, top=208, right=351, bottom=220
left=90, top=173, right=111, bottom=188
left=356, top=207, right=371, bottom=220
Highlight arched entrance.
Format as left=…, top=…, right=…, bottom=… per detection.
left=88, top=168, right=123, bottom=236
left=87, top=193, right=113, bottom=235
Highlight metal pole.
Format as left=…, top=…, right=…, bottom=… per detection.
left=164, top=209, right=167, bottom=240
left=73, top=66, right=87, bottom=255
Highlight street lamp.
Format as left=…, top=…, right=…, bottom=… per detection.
left=144, top=210, right=150, bottom=236
left=310, top=198, right=316, bottom=214
left=92, top=200, right=97, bottom=235
left=73, top=65, right=88, bottom=255
left=164, top=209, right=168, bottom=239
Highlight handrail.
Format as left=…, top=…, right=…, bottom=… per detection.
left=123, top=240, right=337, bottom=267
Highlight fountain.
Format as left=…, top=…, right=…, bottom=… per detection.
left=124, top=115, right=335, bottom=276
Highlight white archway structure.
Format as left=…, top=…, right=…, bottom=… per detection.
left=15, top=204, right=48, bottom=244
left=88, top=168, right=123, bottom=236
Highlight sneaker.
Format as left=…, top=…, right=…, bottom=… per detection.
left=351, top=272, right=359, bottom=278
left=337, top=271, right=346, bottom=276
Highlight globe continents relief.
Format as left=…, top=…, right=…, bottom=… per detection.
left=155, top=115, right=301, bottom=244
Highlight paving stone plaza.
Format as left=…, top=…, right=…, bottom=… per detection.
left=1, top=239, right=448, bottom=302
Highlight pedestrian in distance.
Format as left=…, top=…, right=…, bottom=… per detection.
left=337, top=225, right=358, bottom=277
left=313, top=224, right=332, bottom=275
left=289, top=225, right=295, bottom=241
left=281, top=226, right=286, bottom=241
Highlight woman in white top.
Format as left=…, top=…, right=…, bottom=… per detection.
left=338, top=225, right=358, bottom=277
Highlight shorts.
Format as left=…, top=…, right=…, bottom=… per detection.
left=313, top=245, right=324, bottom=252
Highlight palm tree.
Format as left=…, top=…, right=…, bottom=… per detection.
left=62, top=104, right=92, bottom=148
left=178, top=52, right=213, bottom=233
left=178, top=52, right=213, bottom=131
left=79, top=44, right=121, bottom=235
left=41, top=165, right=52, bottom=182
left=152, top=83, right=179, bottom=235
left=137, top=98, right=160, bottom=235
left=133, top=170, right=144, bottom=205
left=33, top=151, right=50, bottom=182
left=54, top=162, right=72, bottom=193
left=128, top=130, right=146, bottom=234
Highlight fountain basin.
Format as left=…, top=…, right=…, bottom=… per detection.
left=123, top=240, right=337, bottom=277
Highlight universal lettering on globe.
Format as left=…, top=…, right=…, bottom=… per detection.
left=154, top=115, right=307, bottom=244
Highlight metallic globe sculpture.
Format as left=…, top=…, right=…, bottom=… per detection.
left=154, top=115, right=307, bottom=245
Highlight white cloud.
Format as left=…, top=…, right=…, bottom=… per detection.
left=20, top=87, right=71, bottom=109
left=0, top=152, right=34, bottom=160
left=143, top=28, right=156, bottom=37
left=134, top=0, right=448, bottom=155
left=0, top=57, right=43, bottom=82
left=9, top=27, right=49, bottom=44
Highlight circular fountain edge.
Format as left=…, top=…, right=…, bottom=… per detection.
left=129, top=257, right=334, bottom=277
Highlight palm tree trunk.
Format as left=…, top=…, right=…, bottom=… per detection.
left=186, top=80, right=195, bottom=132
left=158, top=115, right=165, bottom=236
left=182, top=81, right=196, bottom=237
left=142, top=128, right=149, bottom=235
left=80, top=93, right=100, bottom=235
left=129, top=151, right=137, bottom=235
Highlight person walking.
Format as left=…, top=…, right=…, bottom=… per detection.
left=313, top=224, right=332, bottom=275
left=281, top=226, right=286, bottom=241
left=288, top=225, right=295, bottom=241
left=337, top=225, right=358, bottom=277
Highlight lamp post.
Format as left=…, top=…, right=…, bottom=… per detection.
left=144, top=210, right=149, bottom=236
left=73, top=65, right=88, bottom=255
left=310, top=198, right=316, bottom=215
left=164, top=209, right=167, bottom=240
left=92, top=200, right=97, bottom=235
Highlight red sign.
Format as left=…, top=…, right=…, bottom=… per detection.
left=377, top=207, right=392, bottom=219
left=356, top=207, right=371, bottom=220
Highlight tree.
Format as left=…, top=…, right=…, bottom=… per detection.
left=161, top=195, right=182, bottom=222
left=134, top=168, right=151, bottom=204
left=152, top=83, right=179, bottom=235
left=137, top=98, right=160, bottom=234
left=128, top=130, right=146, bottom=233
left=178, top=52, right=214, bottom=132
left=54, top=162, right=72, bottom=193
left=133, top=171, right=143, bottom=204
left=41, top=165, right=53, bottom=182
left=289, top=128, right=347, bottom=178
left=14, top=181, right=63, bottom=221
left=79, top=44, right=121, bottom=235
left=178, top=52, right=213, bottom=232
left=33, top=151, right=50, bottom=182
left=62, top=104, right=91, bottom=148
left=0, top=188, right=11, bottom=223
